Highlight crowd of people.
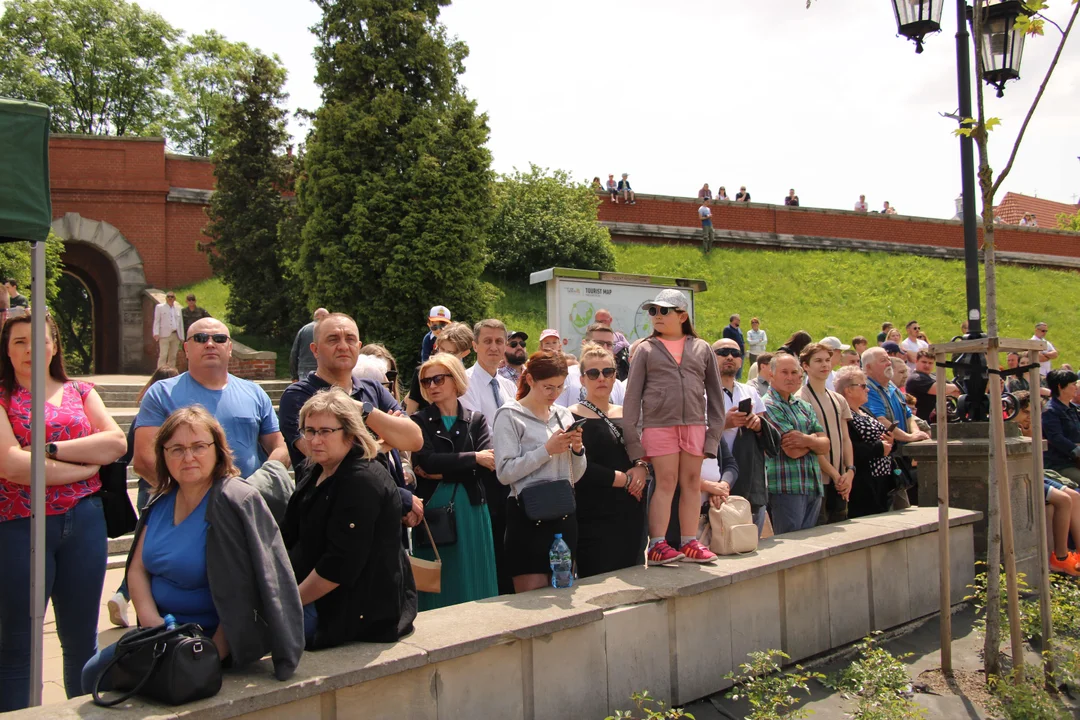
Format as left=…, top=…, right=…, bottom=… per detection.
left=3, top=287, right=1079, bottom=711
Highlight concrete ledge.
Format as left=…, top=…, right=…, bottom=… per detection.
left=167, top=187, right=214, bottom=205
left=14, top=508, right=980, bottom=720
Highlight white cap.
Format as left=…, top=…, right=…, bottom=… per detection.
left=428, top=305, right=451, bottom=322
left=642, top=288, right=689, bottom=311
left=819, top=336, right=850, bottom=351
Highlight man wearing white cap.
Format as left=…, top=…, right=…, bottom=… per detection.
left=420, top=305, right=452, bottom=362
left=818, top=336, right=850, bottom=392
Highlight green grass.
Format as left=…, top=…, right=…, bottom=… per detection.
left=178, top=243, right=1080, bottom=376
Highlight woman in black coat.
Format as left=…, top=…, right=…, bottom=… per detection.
left=282, top=387, right=417, bottom=647
left=410, top=353, right=499, bottom=609
left=836, top=367, right=896, bottom=518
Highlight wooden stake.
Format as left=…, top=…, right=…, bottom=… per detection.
left=988, top=349, right=1024, bottom=673
left=936, top=352, right=952, bottom=673
left=1028, top=349, right=1054, bottom=681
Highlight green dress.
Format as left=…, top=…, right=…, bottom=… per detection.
left=415, top=416, right=499, bottom=610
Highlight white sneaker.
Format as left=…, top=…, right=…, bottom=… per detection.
left=107, top=592, right=130, bottom=628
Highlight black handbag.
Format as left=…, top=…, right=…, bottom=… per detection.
left=518, top=480, right=577, bottom=523
left=413, top=483, right=458, bottom=548
left=94, top=462, right=138, bottom=539
left=92, top=621, right=222, bottom=707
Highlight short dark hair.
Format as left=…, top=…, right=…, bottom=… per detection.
left=756, top=352, right=774, bottom=369
left=851, top=336, right=868, bottom=347
left=3, top=278, right=16, bottom=287
left=916, top=350, right=935, bottom=361
left=186, top=293, right=196, bottom=301
left=1012, top=390, right=1031, bottom=413
left=881, top=322, right=893, bottom=331
left=906, top=320, right=918, bottom=329
left=1046, top=368, right=1079, bottom=398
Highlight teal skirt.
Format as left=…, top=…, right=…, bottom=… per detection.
left=414, top=482, right=499, bottom=610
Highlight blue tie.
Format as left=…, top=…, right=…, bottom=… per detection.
left=490, top=376, right=505, bottom=407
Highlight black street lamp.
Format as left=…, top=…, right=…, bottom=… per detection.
left=968, top=1, right=1033, bottom=97
left=893, top=0, right=946, bottom=52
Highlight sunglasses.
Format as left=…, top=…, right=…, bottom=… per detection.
left=190, top=333, right=230, bottom=344
left=647, top=306, right=681, bottom=316
left=714, top=348, right=742, bottom=358
left=419, top=373, right=451, bottom=388
left=582, top=367, right=617, bottom=380
left=507, top=340, right=526, bottom=349
left=429, top=322, right=448, bottom=330
left=384, top=370, right=398, bottom=383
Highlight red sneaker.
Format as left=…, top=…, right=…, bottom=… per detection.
left=647, top=540, right=684, bottom=566
left=679, top=539, right=718, bottom=564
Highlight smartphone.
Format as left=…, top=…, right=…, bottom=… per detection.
left=738, top=398, right=753, bottom=415
left=885, top=420, right=899, bottom=433
left=566, top=417, right=588, bottom=432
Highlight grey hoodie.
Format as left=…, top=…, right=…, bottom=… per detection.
left=492, top=400, right=587, bottom=496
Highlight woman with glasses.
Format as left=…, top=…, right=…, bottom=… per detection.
left=0, top=310, right=127, bottom=709
left=569, top=344, right=647, bottom=577
left=406, top=322, right=473, bottom=415
left=409, top=353, right=498, bottom=608
left=283, top=387, right=417, bottom=647
left=82, top=406, right=303, bottom=695
left=834, top=366, right=895, bottom=518
left=493, top=351, right=586, bottom=593
left=623, top=289, right=725, bottom=566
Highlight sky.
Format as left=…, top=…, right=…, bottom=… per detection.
left=118, top=0, right=1080, bottom=219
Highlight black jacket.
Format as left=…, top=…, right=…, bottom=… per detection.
left=410, top=402, right=493, bottom=506
left=1043, top=397, right=1080, bottom=471
left=730, top=422, right=779, bottom=509
left=282, top=446, right=417, bottom=647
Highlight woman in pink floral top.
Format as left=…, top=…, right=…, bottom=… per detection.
left=0, top=310, right=126, bottom=710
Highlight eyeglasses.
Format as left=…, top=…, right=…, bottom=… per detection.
left=163, top=442, right=215, bottom=460
left=582, top=367, right=617, bottom=380
left=507, top=340, right=526, bottom=349
left=190, top=333, right=230, bottom=344
left=302, top=427, right=344, bottom=439
left=851, top=383, right=869, bottom=389
left=647, top=306, right=679, bottom=316
left=419, top=373, right=451, bottom=388
left=714, top=348, right=742, bottom=358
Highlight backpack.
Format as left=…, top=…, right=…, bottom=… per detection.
left=705, top=496, right=758, bottom=556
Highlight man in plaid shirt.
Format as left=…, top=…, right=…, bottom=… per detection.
left=762, top=354, right=831, bottom=534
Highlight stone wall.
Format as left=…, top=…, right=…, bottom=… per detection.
left=18, top=508, right=979, bottom=720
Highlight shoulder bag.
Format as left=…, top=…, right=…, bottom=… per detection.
left=94, top=461, right=138, bottom=538
left=517, top=413, right=578, bottom=523
left=412, top=483, right=457, bottom=548
left=91, top=621, right=221, bottom=707
left=409, top=517, right=443, bottom=594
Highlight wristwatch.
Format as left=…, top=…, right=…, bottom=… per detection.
left=45, top=442, right=58, bottom=460
left=361, top=401, right=374, bottom=419
left=845, top=465, right=856, bottom=473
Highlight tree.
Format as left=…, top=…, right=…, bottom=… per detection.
left=1058, top=208, right=1080, bottom=231
left=167, top=31, right=284, bottom=157
left=296, top=0, right=495, bottom=366
left=0, top=232, right=64, bottom=304
left=201, top=55, right=297, bottom=342
left=0, top=0, right=179, bottom=136
left=487, top=165, right=616, bottom=278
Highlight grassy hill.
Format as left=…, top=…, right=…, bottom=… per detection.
left=180, top=243, right=1080, bottom=377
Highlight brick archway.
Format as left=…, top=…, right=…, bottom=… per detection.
left=50, top=213, right=147, bottom=373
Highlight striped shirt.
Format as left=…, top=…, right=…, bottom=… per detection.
left=763, top=387, right=825, bottom=496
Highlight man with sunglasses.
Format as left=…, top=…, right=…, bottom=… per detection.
left=134, top=319, right=290, bottom=481
left=498, top=330, right=529, bottom=383
left=152, top=290, right=184, bottom=369
left=555, top=323, right=627, bottom=407
left=900, top=320, right=928, bottom=372
left=278, top=313, right=425, bottom=528
left=420, top=305, right=452, bottom=363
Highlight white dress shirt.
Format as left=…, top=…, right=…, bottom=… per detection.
left=718, top=380, right=765, bottom=453
left=1033, top=335, right=1056, bottom=376
left=461, top=362, right=518, bottom=438
left=555, top=364, right=626, bottom=408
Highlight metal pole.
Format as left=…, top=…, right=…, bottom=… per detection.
left=1028, top=349, right=1054, bottom=681
left=28, top=239, right=47, bottom=705
left=935, top=352, right=952, bottom=673
left=956, top=0, right=983, bottom=338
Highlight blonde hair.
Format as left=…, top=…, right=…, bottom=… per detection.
left=438, top=322, right=474, bottom=354
left=153, top=406, right=239, bottom=499
left=417, top=352, right=468, bottom=402
left=298, top=387, right=379, bottom=459
left=579, top=342, right=614, bottom=371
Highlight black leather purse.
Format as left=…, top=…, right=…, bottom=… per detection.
left=412, top=483, right=458, bottom=548
left=518, top=480, right=577, bottom=523
left=94, top=462, right=138, bottom=539
left=91, top=621, right=222, bottom=707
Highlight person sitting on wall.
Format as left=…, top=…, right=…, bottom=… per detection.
left=617, top=173, right=636, bottom=205
left=1042, top=368, right=1080, bottom=485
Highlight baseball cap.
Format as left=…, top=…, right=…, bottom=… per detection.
left=642, top=288, right=689, bottom=311
left=508, top=330, right=529, bottom=341
left=882, top=341, right=903, bottom=355
left=539, top=329, right=560, bottom=341
left=428, top=305, right=451, bottom=322
left=819, top=336, right=851, bottom=351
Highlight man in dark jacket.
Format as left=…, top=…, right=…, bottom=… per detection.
left=722, top=315, right=746, bottom=380
left=1043, top=368, right=1080, bottom=483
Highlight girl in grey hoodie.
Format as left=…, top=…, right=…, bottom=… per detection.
left=492, top=352, right=586, bottom=593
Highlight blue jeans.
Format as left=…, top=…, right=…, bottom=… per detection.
left=769, top=493, right=822, bottom=535
left=0, top=496, right=107, bottom=710
left=115, top=478, right=152, bottom=600
left=81, top=639, right=118, bottom=695
left=303, top=604, right=318, bottom=646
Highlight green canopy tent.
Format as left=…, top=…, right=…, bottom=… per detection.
left=0, top=97, right=53, bottom=707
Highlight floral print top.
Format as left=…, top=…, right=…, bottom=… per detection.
left=0, top=381, right=101, bottom=522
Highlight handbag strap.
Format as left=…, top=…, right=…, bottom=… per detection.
left=419, top=516, right=441, bottom=563
left=579, top=400, right=624, bottom=444
left=92, top=638, right=168, bottom=707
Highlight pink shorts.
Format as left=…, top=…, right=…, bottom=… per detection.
left=641, top=425, right=706, bottom=458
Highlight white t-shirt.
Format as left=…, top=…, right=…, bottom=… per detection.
left=698, top=204, right=712, bottom=221
left=854, top=201, right=868, bottom=212
left=900, top=337, right=928, bottom=371
left=1033, top=335, right=1056, bottom=376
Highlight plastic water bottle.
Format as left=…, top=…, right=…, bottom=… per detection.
left=163, top=614, right=179, bottom=630
left=549, top=533, right=574, bottom=589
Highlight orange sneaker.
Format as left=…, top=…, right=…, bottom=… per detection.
left=1049, top=553, right=1080, bottom=577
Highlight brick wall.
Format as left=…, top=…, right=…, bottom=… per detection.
left=172, top=349, right=276, bottom=380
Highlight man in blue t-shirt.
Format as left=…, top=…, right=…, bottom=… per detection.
left=862, top=347, right=929, bottom=446
left=133, top=319, right=289, bottom=481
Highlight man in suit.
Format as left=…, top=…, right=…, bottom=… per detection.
left=152, top=291, right=184, bottom=368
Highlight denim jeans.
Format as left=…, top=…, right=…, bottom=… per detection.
left=769, top=493, right=822, bottom=535
left=81, top=638, right=118, bottom=696
left=0, top=496, right=107, bottom=710
left=303, top=604, right=318, bottom=646
left=115, top=478, right=152, bottom=601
